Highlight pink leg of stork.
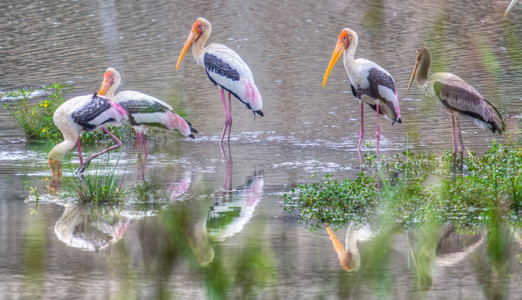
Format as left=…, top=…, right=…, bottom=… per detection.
left=455, top=116, right=464, bottom=173
left=227, top=92, right=233, bottom=144
left=77, top=136, right=84, bottom=166
left=219, top=87, right=232, bottom=145
left=376, top=103, right=380, bottom=155
left=75, top=127, right=123, bottom=174
left=451, top=115, right=457, bottom=173
left=358, top=102, right=364, bottom=150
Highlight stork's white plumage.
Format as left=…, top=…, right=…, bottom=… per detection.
left=98, top=68, right=197, bottom=156
left=48, top=93, right=128, bottom=182
left=176, top=17, right=263, bottom=145
left=323, top=28, right=401, bottom=154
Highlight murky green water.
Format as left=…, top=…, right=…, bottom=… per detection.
left=0, top=0, right=521, bottom=298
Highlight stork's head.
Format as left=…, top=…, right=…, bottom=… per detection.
left=48, top=158, right=63, bottom=193
left=407, top=46, right=431, bottom=92
left=176, top=17, right=212, bottom=71
left=323, top=28, right=358, bottom=88
left=98, top=67, right=121, bottom=97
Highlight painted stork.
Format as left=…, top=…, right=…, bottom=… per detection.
left=48, top=92, right=128, bottom=178
left=407, top=46, right=505, bottom=171
left=505, top=0, right=518, bottom=15
left=98, top=67, right=197, bottom=156
left=323, top=28, right=401, bottom=154
left=176, top=17, right=263, bottom=145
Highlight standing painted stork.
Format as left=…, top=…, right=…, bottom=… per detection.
left=407, top=46, right=505, bottom=171
left=323, top=28, right=401, bottom=154
left=505, top=0, right=518, bottom=15
left=98, top=67, right=197, bottom=157
left=176, top=17, right=263, bottom=145
left=48, top=92, right=128, bottom=179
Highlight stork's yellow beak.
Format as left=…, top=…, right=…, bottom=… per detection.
left=98, top=79, right=111, bottom=96
left=176, top=29, right=200, bottom=71
left=407, top=60, right=419, bottom=92
left=323, top=40, right=345, bottom=88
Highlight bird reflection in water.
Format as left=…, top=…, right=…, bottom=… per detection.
left=136, top=156, right=147, bottom=182
left=434, top=225, right=485, bottom=266
left=54, top=203, right=133, bottom=252
left=410, top=224, right=485, bottom=290
left=184, top=153, right=263, bottom=264
left=326, top=222, right=374, bottom=272
left=207, top=170, right=264, bottom=241
left=167, top=170, right=192, bottom=202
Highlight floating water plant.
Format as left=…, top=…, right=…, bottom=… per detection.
left=284, top=141, right=521, bottom=230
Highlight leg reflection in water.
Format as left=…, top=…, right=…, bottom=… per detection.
left=221, top=143, right=233, bottom=192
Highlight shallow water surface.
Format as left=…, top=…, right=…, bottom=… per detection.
left=0, top=0, right=521, bottom=298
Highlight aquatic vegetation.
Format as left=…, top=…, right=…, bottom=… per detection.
left=133, top=180, right=169, bottom=204
left=64, top=157, right=127, bottom=204
left=283, top=141, right=521, bottom=230
left=286, top=141, right=521, bottom=295
left=5, top=84, right=66, bottom=142
left=5, top=83, right=130, bottom=144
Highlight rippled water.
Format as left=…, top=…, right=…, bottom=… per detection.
left=0, top=0, right=521, bottom=298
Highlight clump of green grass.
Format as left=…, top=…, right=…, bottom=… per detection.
left=5, top=83, right=69, bottom=142
left=283, top=141, right=521, bottom=230
left=64, top=158, right=127, bottom=204
left=5, top=83, right=131, bottom=144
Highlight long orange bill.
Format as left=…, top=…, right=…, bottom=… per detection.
left=176, top=30, right=199, bottom=71
left=98, top=79, right=110, bottom=96
left=49, top=158, right=63, bottom=178
left=407, top=61, right=418, bottom=92
left=323, top=41, right=345, bottom=88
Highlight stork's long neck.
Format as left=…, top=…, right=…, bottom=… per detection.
left=343, top=37, right=358, bottom=69
left=193, top=29, right=211, bottom=66
left=48, top=137, right=77, bottom=161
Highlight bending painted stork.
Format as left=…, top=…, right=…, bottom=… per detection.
left=98, top=67, right=197, bottom=156
left=407, top=46, right=505, bottom=171
left=176, top=17, right=263, bottom=145
left=505, top=0, right=518, bottom=15
left=323, top=28, right=401, bottom=154
left=48, top=92, right=128, bottom=179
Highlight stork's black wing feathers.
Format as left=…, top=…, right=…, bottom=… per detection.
left=71, top=93, right=113, bottom=131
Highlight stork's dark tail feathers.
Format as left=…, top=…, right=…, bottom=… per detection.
left=483, top=98, right=505, bottom=134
